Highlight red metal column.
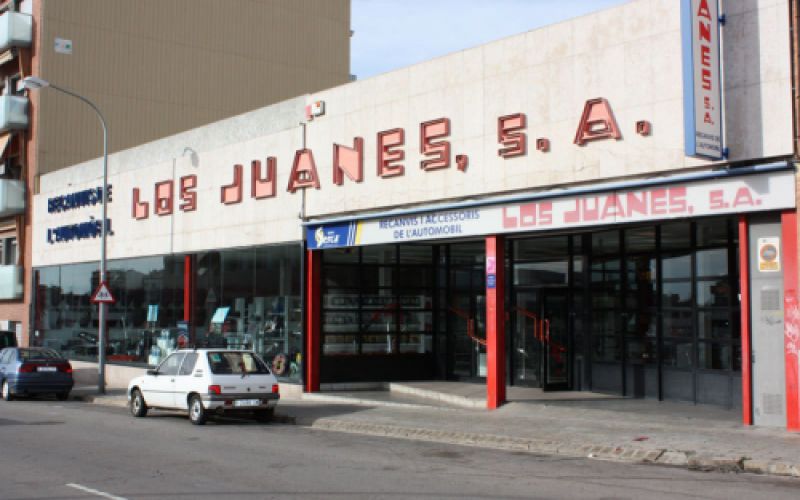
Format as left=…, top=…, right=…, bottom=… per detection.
left=183, top=255, right=192, bottom=323
left=738, top=216, right=752, bottom=425
left=782, top=210, right=799, bottom=430
left=305, top=250, right=322, bottom=393
left=485, top=235, right=506, bottom=409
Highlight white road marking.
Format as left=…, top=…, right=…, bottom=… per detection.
left=65, top=483, right=128, bottom=500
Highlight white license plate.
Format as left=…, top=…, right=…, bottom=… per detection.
left=234, top=399, right=261, bottom=407
left=37, top=367, right=57, bottom=372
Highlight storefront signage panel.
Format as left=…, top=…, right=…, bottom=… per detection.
left=681, top=0, right=723, bottom=159
left=306, top=171, right=794, bottom=249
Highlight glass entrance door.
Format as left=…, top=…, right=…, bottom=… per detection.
left=541, top=288, right=569, bottom=390
left=512, top=287, right=569, bottom=390
left=511, top=236, right=571, bottom=390
left=447, top=244, right=485, bottom=380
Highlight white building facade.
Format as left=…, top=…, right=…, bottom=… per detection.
left=31, top=0, right=800, bottom=428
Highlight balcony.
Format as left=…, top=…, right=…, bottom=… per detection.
left=0, top=179, right=24, bottom=217
left=0, top=264, right=22, bottom=300
left=0, top=12, right=32, bottom=52
left=0, top=95, right=27, bottom=132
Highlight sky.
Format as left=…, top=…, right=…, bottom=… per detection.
left=351, top=0, right=630, bottom=79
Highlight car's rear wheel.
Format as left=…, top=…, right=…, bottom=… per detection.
left=1, top=380, right=13, bottom=401
left=56, top=391, right=70, bottom=401
left=189, top=395, right=206, bottom=425
left=254, top=408, right=274, bottom=423
left=130, top=389, right=148, bottom=417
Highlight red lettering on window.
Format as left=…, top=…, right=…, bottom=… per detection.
left=251, top=158, right=277, bottom=199
left=180, top=175, right=197, bottom=212
left=420, top=118, right=451, bottom=171
left=155, top=181, right=173, bottom=216
left=377, top=128, right=405, bottom=178
left=497, top=113, right=527, bottom=158
left=132, top=188, right=149, bottom=220
left=333, top=137, right=364, bottom=185
left=287, top=149, right=321, bottom=193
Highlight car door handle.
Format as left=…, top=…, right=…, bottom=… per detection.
left=170, top=378, right=175, bottom=382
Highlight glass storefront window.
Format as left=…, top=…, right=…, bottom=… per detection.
left=34, top=257, right=184, bottom=365
left=400, top=245, right=433, bottom=264
left=192, top=245, right=301, bottom=382
left=698, top=310, right=732, bottom=340
left=662, top=310, right=693, bottom=338
left=322, top=244, right=436, bottom=358
left=696, top=219, right=730, bottom=247
left=662, top=281, right=691, bottom=307
left=661, top=222, right=691, bottom=250
left=662, top=253, right=691, bottom=279
left=696, top=279, right=731, bottom=307
left=698, top=341, right=732, bottom=370
left=625, top=227, right=656, bottom=253
left=696, top=248, right=728, bottom=277
left=662, top=340, right=694, bottom=369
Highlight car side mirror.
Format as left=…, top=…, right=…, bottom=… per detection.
left=146, top=369, right=158, bottom=376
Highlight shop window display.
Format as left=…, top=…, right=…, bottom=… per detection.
left=322, top=245, right=435, bottom=358
left=192, top=245, right=301, bottom=382
left=34, top=256, right=184, bottom=364
left=34, top=245, right=301, bottom=383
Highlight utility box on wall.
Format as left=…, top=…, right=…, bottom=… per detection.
left=749, top=217, right=787, bottom=427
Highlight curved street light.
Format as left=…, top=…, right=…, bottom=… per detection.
left=23, top=76, right=109, bottom=394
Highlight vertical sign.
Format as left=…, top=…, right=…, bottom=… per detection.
left=681, top=0, right=723, bottom=159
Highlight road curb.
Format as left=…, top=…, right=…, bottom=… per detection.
left=297, top=417, right=800, bottom=479
left=77, top=394, right=800, bottom=479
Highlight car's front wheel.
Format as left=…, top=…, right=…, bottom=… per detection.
left=189, top=395, right=206, bottom=425
left=1, top=380, right=13, bottom=401
left=130, top=389, right=148, bottom=418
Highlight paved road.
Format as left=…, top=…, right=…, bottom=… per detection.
left=0, top=398, right=799, bottom=500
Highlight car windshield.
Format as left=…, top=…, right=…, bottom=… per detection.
left=19, top=348, right=61, bottom=361
left=206, top=352, right=270, bottom=375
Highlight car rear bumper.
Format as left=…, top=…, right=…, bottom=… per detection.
left=201, top=392, right=279, bottom=410
left=9, top=380, right=74, bottom=395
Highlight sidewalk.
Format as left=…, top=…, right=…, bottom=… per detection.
left=71, top=384, right=800, bottom=479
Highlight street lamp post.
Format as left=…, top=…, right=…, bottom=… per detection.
left=23, top=76, right=109, bottom=394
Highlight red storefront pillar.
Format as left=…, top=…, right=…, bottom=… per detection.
left=738, top=216, right=752, bottom=425
left=782, top=210, right=799, bottom=430
left=486, top=235, right=506, bottom=409
left=305, top=250, right=322, bottom=393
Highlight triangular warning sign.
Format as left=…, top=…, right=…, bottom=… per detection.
left=91, top=281, right=116, bottom=304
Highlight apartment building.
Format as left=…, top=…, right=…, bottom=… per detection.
left=0, top=0, right=351, bottom=340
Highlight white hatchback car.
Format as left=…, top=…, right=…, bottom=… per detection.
left=127, top=349, right=280, bottom=425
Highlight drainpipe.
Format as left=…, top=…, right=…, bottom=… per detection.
left=298, top=121, right=307, bottom=390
